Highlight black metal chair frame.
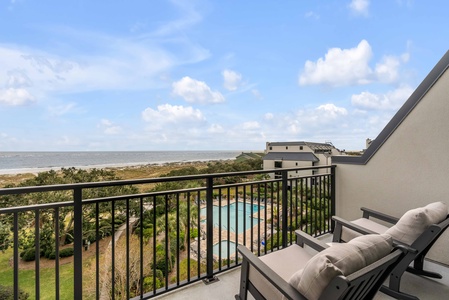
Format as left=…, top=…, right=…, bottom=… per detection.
left=235, top=230, right=409, bottom=300
left=333, top=208, right=449, bottom=300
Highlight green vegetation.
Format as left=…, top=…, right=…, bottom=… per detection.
left=0, top=156, right=332, bottom=298
left=0, top=285, right=29, bottom=300
left=0, top=248, right=74, bottom=300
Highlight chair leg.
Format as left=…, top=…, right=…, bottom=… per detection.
left=236, top=259, right=250, bottom=300
left=381, top=258, right=420, bottom=300
left=380, top=285, right=419, bottom=300
left=406, top=255, right=443, bottom=279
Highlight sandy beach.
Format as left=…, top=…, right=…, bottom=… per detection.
left=0, top=161, right=214, bottom=188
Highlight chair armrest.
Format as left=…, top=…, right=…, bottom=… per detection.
left=332, top=216, right=378, bottom=242
left=361, top=207, right=400, bottom=224
left=294, top=230, right=328, bottom=251
left=237, top=245, right=307, bottom=300
left=393, top=243, right=418, bottom=255
left=333, top=216, right=378, bottom=234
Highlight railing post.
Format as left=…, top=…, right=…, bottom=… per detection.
left=204, top=176, right=219, bottom=284
left=330, top=166, right=336, bottom=232
left=73, top=187, right=83, bottom=299
left=281, top=170, right=288, bottom=248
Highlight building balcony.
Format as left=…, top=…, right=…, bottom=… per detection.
left=0, top=165, right=448, bottom=299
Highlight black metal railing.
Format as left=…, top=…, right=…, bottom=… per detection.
left=0, top=165, right=335, bottom=299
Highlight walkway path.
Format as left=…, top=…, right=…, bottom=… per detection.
left=99, top=217, right=138, bottom=300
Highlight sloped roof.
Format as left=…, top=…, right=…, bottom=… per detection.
left=332, top=50, right=449, bottom=165
left=267, top=141, right=336, bottom=151
left=263, top=152, right=319, bottom=162
left=304, top=142, right=335, bottom=152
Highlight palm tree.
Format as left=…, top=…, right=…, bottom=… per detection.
left=178, top=200, right=199, bottom=251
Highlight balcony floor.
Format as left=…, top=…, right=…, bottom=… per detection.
left=154, top=235, right=449, bottom=300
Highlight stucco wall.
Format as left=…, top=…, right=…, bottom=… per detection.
left=334, top=67, right=449, bottom=265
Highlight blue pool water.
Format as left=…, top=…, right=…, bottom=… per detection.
left=201, top=202, right=264, bottom=234
left=213, top=240, right=237, bottom=257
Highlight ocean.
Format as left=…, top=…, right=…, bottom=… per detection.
left=0, top=151, right=243, bottom=175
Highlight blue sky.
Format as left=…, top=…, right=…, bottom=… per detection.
left=0, top=0, right=448, bottom=151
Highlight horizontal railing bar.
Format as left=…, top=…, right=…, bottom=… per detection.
left=0, top=171, right=333, bottom=209
left=0, top=201, right=74, bottom=213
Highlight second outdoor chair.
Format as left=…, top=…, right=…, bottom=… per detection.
left=235, top=230, right=409, bottom=300
left=332, top=201, right=449, bottom=300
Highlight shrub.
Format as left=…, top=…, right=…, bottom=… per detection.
left=59, top=247, right=74, bottom=258
left=0, top=285, right=29, bottom=300
left=190, top=228, right=198, bottom=239
left=22, top=248, right=36, bottom=262
left=48, top=251, right=56, bottom=260
left=143, top=276, right=163, bottom=291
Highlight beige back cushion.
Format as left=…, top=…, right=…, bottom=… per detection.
left=385, top=201, right=448, bottom=245
left=288, top=234, right=392, bottom=300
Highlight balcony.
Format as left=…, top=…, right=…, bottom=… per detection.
left=0, top=166, right=335, bottom=299
left=0, top=165, right=448, bottom=300
left=153, top=243, right=449, bottom=300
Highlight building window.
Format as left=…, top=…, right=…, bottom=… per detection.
left=295, top=162, right=298, bottom=166
left=274, top=161, right=282, bottom=168
left=286, top=146, right=288, bottom=149
left=269, top=146, right=272, bottom=150
left=300, top=146, right=303, bottom=150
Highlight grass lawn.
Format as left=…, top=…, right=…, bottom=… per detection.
left=0, top=248, right=99, bottom=300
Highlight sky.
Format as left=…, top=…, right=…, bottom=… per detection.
left=0, top=0, right=448, bottom=152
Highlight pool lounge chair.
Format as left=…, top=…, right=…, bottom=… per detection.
left=235, top=230, right=410, bottom=300
left=332, top=201, right=449, bottom=300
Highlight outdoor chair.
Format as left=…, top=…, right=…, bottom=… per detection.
left=332, top=201, right=449, bottom=300
left=235, top=230, right=410, bottom=300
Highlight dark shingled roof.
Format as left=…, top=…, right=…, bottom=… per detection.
left=267, top=141, right=337, bottom=152
left=263, top=152, right=319, bottom=162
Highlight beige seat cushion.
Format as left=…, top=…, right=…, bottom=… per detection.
left=341, top=217, right=390, bottom=242
left=249, top=244, right=314, bottom=300
left=385, top=201, right=448, bottom=245
left=288, top=234, right=392, bottom=300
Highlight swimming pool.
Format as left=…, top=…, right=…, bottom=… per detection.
left=213, top=240, right=237, bottom=257
left=201, top=202, right=264, bottom=234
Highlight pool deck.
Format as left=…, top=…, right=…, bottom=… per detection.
left=197, top=199, right=272, bottom=260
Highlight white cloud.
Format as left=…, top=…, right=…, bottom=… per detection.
left=251, top=89, right=262, bottom=99
left=264, top=113, right=274, bottom=120
left=349, top=0, right=370, bottom=16
left=99, top=119, right=122, bottom=135
left=351, top=85, right=414, bottom=110
left=305, top=11, right=320, bottom=19
left=316, top=104, right=348, bottom=118
left=152, top=0, right=202, bottom=37
left=0, top=43, right=175, bottom=97
left=222, top=69, right=242, bottom=91
left=299, top=40, right=409, bottom=87
left=48, top=102, right=77, bottom=116
left=56, top=135, right=81, bottom=147
left=242, top=121, right=260, bottom=130
left=0, top=88, right=34, bottom=106
left=172, top=76, right=225, bottom=104
left=207, top=124, right=224, bottom=133
left=299, top=40, right=373, bottom=86
left=375, top=55, right=401, bottom=83
left=142, top=104, right=205, bottom=125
